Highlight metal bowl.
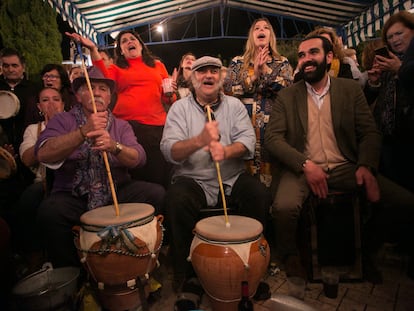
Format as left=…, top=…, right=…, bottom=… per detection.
left=12, top=263, right=80, bottom=311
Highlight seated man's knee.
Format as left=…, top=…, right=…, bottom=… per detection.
left=272, top=195, right=302, bottom=220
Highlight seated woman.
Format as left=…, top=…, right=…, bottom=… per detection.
left=13, top=87, right=65, bottom=271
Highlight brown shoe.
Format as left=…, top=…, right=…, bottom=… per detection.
left=284, top=255, right=307, bottom=280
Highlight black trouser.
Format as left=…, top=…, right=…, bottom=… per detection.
left=127, top=121, right=172, bottom=189
left=164, top=173, right=269, bottom=280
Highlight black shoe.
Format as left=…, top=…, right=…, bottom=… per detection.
left=174, top=277, right=203, bottom=311
left=363, top=257, right=383, bottom=284
left=253, top=281, right=271, bottom=301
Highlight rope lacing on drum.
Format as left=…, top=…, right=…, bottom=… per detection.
left=82, top=214, right=154, bottom=233
left=194, top=233, right=261, bottom=245
left=75, top=222, right=165, bottom=258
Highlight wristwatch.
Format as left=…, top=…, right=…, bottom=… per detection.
left=114, top=141, right=123, bottom=155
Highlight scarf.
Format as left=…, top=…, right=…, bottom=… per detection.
left=71, top=104, right=114, bottom=210
left=375, top=53, right=405, bottom=137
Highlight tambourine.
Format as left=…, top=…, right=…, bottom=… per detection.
left=0, top=90, right=20, bottom=119
left=0, top=147, right=17, bottom=179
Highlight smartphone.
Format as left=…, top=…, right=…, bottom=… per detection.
left=375, top=46, right=390, bottom=58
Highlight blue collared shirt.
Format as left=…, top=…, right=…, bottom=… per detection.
left=161, top=93, right=255, bottom=206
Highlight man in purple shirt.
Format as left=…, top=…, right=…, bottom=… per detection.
left=34, top=67, right=165, bottom=267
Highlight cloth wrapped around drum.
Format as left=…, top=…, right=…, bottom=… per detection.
left=189, top=215, right=270, bottom=311
left=73, top=203, right=164, bottom=311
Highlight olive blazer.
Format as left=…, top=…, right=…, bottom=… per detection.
left=264, top=77, right=381, bottom=176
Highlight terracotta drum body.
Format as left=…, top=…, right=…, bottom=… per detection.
left=74, top=203, right=163, bottom=311
left=190, top=215, right=270, bottom=311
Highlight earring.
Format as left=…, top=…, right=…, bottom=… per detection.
left=39, top=111, right=43, bottom=116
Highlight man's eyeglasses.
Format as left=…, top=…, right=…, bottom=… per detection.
left=42, top=74, right=60, bottom=80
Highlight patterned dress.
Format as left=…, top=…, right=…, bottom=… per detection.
left=223, top=55, right=293, bottom=187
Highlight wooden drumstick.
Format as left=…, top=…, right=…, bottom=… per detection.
left=80, top=58, right=120, bottom=217
left=205, top=105, right=230, bottom=227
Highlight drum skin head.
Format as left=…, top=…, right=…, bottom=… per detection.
left=195, top=215, right=263, bottom=242
left=80, top=203, right=154, bottom=226
left=0, top=91, right=20, bottom=119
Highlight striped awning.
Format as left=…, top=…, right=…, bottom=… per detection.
left=47, top=0, right=412, bottom=46
left=345, top=0, right=414, bottom=47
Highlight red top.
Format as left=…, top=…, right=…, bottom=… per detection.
left=94, top=57, right=172, bottom=126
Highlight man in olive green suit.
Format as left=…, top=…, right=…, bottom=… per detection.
left=264, top=35, right=414, bottom=283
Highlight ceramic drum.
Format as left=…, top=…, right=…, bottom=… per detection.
left=189, top=215, right=270, bottom=311
left=74, top=203, right=163, bottom=311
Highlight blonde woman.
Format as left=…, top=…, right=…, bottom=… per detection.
left=223, top=18, right=293, bottom=188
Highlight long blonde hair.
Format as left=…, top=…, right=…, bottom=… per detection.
left=242, top=18, right=280, bottom=71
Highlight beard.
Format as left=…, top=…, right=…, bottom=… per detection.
left=299, top=58, right=328, bottom=83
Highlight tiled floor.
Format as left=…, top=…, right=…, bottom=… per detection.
left=5, top=243, right=413, bottom=310
left=149, top=243, right=414, bottom=311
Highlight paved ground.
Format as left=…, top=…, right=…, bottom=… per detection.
left=149, top=243, right=414, bottom=311
left=5, top=243, right=413, bottom=310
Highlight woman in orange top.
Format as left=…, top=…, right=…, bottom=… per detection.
left=67, top=31, right=175, bottom=188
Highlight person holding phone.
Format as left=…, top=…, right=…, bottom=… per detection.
left=364, top=11, right=414, bottom=192
left=364, top=10, right=414, bottom=279
left=374, top=46, right=391, bottom=58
